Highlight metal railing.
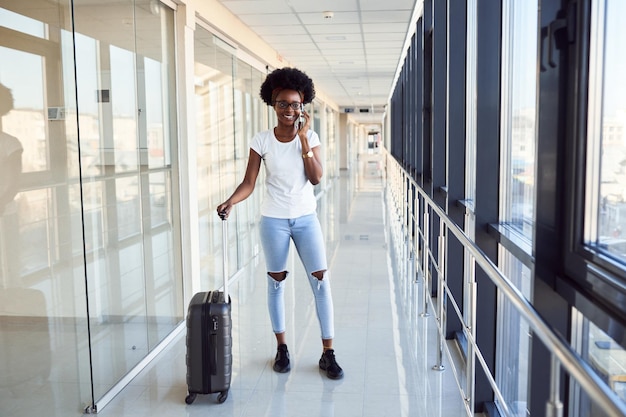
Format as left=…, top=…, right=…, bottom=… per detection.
left=384, top=152, right=626, bottom=417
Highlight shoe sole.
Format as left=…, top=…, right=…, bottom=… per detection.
left=273, top=364, right=291, bottom=373
left=319, top=364, right=344, bottom=379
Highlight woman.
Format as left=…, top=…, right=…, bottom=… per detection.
left=216, top=67, right=343, bottom=380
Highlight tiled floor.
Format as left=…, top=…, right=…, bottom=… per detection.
left=91, top=165, right=470, bottom=417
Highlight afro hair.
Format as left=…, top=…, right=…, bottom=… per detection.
left=260, top=67, right=315, bottom=106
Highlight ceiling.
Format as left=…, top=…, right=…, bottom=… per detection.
left=216, top=0, right=420, bottom=127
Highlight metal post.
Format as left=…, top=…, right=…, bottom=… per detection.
left=433, top=221, right=446, bottom=371
left=404, top=177, right=410, bottom=289
left=414, top=192, right=420, bottom=283
left=465, top=255, right=476, bottom=412
left=420, top=210, right=430, bottom=317
left=546, top=355, right=564, bottom=417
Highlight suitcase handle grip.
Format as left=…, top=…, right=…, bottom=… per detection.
left=221, top=218, right=229, bottom=300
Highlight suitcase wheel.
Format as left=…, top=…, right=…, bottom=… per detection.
left=185, top=393, right=196, bottom=404
left=217, top=390, right=228, bottom=403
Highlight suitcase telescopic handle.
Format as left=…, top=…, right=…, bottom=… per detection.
left=220, top=214, right=229, bottom=301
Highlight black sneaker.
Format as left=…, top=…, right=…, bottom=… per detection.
left=273, top=344, right=291, bottom=373
left=319, top=349, right=344, bottom=380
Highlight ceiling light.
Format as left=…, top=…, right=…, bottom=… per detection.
left=323, top=11, right=334, bottom=19
left=326, top=36, right=346, bottom=41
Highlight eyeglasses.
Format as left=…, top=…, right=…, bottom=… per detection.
left=275, top=101, right=302, bottom=110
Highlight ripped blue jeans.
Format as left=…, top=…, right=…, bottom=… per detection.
left=259, top=214, right=334, bottom=340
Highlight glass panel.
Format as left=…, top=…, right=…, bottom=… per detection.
left=194, top=26, right=236, bottom=291
left=571, top=312, right=626, bottom=414
left=496, top=248, right=532, bottom=416
left=232, top=59, right=264, bottom=270
left=72, top=0, right=147, bottom=402
left=0, top=2, right=93, bottom=415
left=73, top=0, right=182, bottom=404
left=500, top=0, right=538, bottom=237
left=133, top=1, right=181, bottom=350
left=589, top=0, right=626, bottom=261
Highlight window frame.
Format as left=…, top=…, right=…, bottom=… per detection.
left=562, top=0, right=626, bottom=323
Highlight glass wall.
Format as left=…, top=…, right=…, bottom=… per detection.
left=0, top=0, right=183, bottom=414
left=194, top=24, right=267, bottom=291
left=575, top=0, right=626, bottom=412
left=73, top=0, right=182, bottom=403
left=0, top=3, right=90, bottom=414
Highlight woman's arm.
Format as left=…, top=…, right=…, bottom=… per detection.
left=301, top=145, right=323, bottom=185
left=216, top=149, right=261, bottom=218
left=298, top=112, right=323, bottom=185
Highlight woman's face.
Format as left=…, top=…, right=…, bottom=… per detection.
left=273, top=89, right=303, bottom=127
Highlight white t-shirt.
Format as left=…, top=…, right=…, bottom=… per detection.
left=250, top=129, right=320, bottom=219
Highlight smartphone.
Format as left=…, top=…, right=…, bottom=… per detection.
left=297, top=105, right=305, bottom=130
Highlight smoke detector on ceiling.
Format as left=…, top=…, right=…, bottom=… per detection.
left=323, top=11, right=334, bottom=19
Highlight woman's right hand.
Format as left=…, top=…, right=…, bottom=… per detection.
left=216, top=202, right=232, bottom=220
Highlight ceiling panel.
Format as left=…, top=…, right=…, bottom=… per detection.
left=217, top=0, right=418, bottom=125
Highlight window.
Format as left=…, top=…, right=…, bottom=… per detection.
left=565, top=0, right=626, bottom=316
left=495, top=2, right=538, bottom=414
left=500, top=0, right=538, bottom=238
left=586, top=0, right=626, bottom=264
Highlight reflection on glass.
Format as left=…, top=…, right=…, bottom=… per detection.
left=0, top=82, right=23, bottom=282
left=116, top=176, right=141, bottom=239
left=72, top=32, right=101, bottom=178
left=0, top=2, right=92, bottom=414
left=194, top=26, right=238, bottom=290
left=232, top=62, right=259, bottom=268
left=144, top=57, right=169, bottom=169
left=575, top=316, right=626, bottom=413
left=111, top=45, right=139, bottom=173
left=0, top=8, right=45, bottom=38
left=0, top=47, right=48, bottom=173
left=596, top=0, right=626, bottom=261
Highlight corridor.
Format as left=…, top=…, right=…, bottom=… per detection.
left=93, top=161, right=469, bottom=417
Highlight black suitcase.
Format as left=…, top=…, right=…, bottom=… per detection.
left=185, top=219, right=232, bottom=404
